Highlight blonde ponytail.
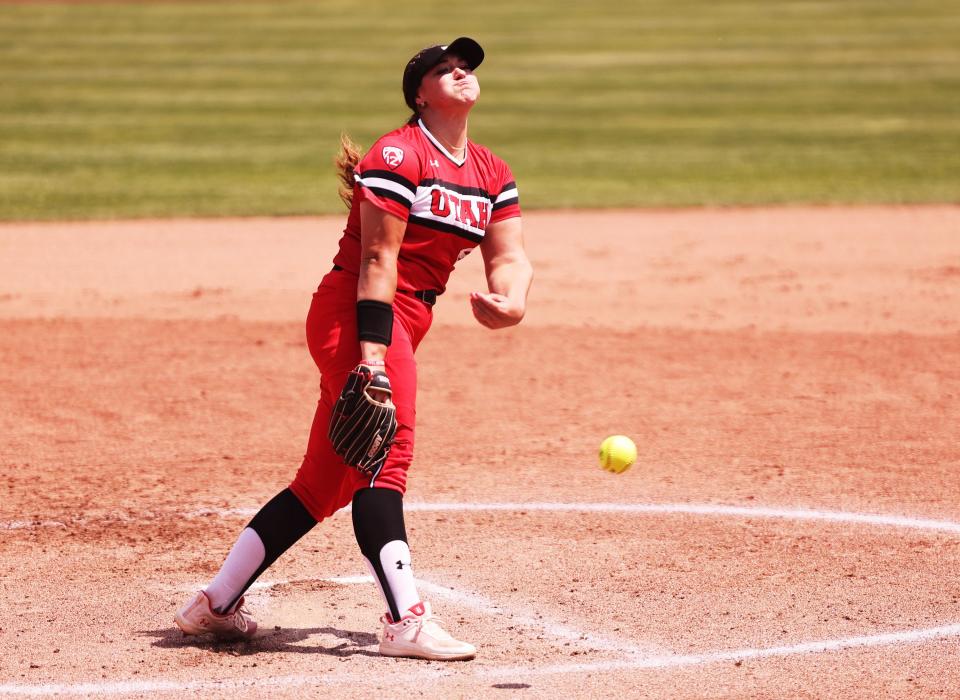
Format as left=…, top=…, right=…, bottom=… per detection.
left=335, top=133, right=363, bottom=208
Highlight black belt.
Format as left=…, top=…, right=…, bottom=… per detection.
left=409, top=289, right=438, bottom=306
left=332, top=265, right=440, bottom=307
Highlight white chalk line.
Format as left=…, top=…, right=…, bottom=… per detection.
left=4, top=623, right=960, bottom=696
left=0, top=667, right=452, bottom=697
left=479, top=622, right=960, bottom=678
left=373, top=575, right=646, bottom=654
left=405, top=502, right=960, bottom=535
left=174, top=573, right=652, bottom=657
left=410, top=575, right=657, bottom=657
left=0, top=520, right=67, bottom=531
left=6, top=501, right=960, bottom=696
left=8, top=501, right=960, bottom=535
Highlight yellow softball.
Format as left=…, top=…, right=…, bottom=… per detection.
left=598, top=435, right=637, bottom=474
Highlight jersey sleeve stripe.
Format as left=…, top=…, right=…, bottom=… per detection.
left=364, top=186, right=414, bottom=210
left=359, top=169, right=417, bottom=195
left=492, top=195, right=519, bottom=211
left=494, top=184, right=518, bottom=204
left=357, top=176, right=417, bottom=205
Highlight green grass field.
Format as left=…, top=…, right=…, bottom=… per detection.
left=1, top=0, right=958, bottom=220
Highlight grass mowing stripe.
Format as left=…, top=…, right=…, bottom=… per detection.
left=0, top=0, right=958, bottom=220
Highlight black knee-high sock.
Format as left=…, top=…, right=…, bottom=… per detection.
left=352, top=487, right=419, bottom=622
left=211, top=488, right=317, bottom=613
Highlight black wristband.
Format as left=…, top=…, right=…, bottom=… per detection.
left=356, top=300, right=393, bottom=346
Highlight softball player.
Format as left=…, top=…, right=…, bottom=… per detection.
left=174, top=37, right=532, bottom=661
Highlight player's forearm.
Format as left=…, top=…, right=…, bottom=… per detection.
left=357, top=201, right=404, bottom=303
left=357, top=253, right=397, bottom=361
left=487, top=257, right=533, bottom=312
left=357, top=251, right=398, bottom=304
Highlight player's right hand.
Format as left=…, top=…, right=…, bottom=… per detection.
left=469, top=291, right=524, bottom=329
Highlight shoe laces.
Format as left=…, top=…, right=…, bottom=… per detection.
left=419, top=613, right=455, bottom=642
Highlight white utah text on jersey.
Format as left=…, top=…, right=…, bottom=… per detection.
left=410, top=185, right=491, bottom=238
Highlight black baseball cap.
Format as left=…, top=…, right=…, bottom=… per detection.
left=402, top=37, right=484, bottom=112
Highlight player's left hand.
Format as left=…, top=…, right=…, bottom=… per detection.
left=470, top=291, right=524, bottom=329
left=328, top=364, right=398, bottom=475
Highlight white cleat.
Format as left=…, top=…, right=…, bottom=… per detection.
left=379, top=601, right=476, bottom=661
left=174, top=591, right=257, bottom=640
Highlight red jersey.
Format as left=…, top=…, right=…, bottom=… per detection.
left=332, top=119, right=521, bottom=294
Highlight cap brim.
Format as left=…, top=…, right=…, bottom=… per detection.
left=442, top=37, right=484, bottom=70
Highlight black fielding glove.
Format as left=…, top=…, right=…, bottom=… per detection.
left=328, top=364, right=398, bottom=476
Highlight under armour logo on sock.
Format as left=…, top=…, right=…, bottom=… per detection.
left=396, top=560, right=411, bottom=570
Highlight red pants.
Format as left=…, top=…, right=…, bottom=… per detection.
left=289, top=268, right=433, bottom=522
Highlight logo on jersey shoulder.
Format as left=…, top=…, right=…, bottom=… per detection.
left=381, top=146, right=404, bottom=170
left=429, top=159, right=440, bottom=168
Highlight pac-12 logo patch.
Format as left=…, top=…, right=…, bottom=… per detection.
left=381, top=146, right=404, bottom=170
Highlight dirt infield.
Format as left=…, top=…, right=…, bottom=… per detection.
left=2, top=206, right=960, bottom=698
